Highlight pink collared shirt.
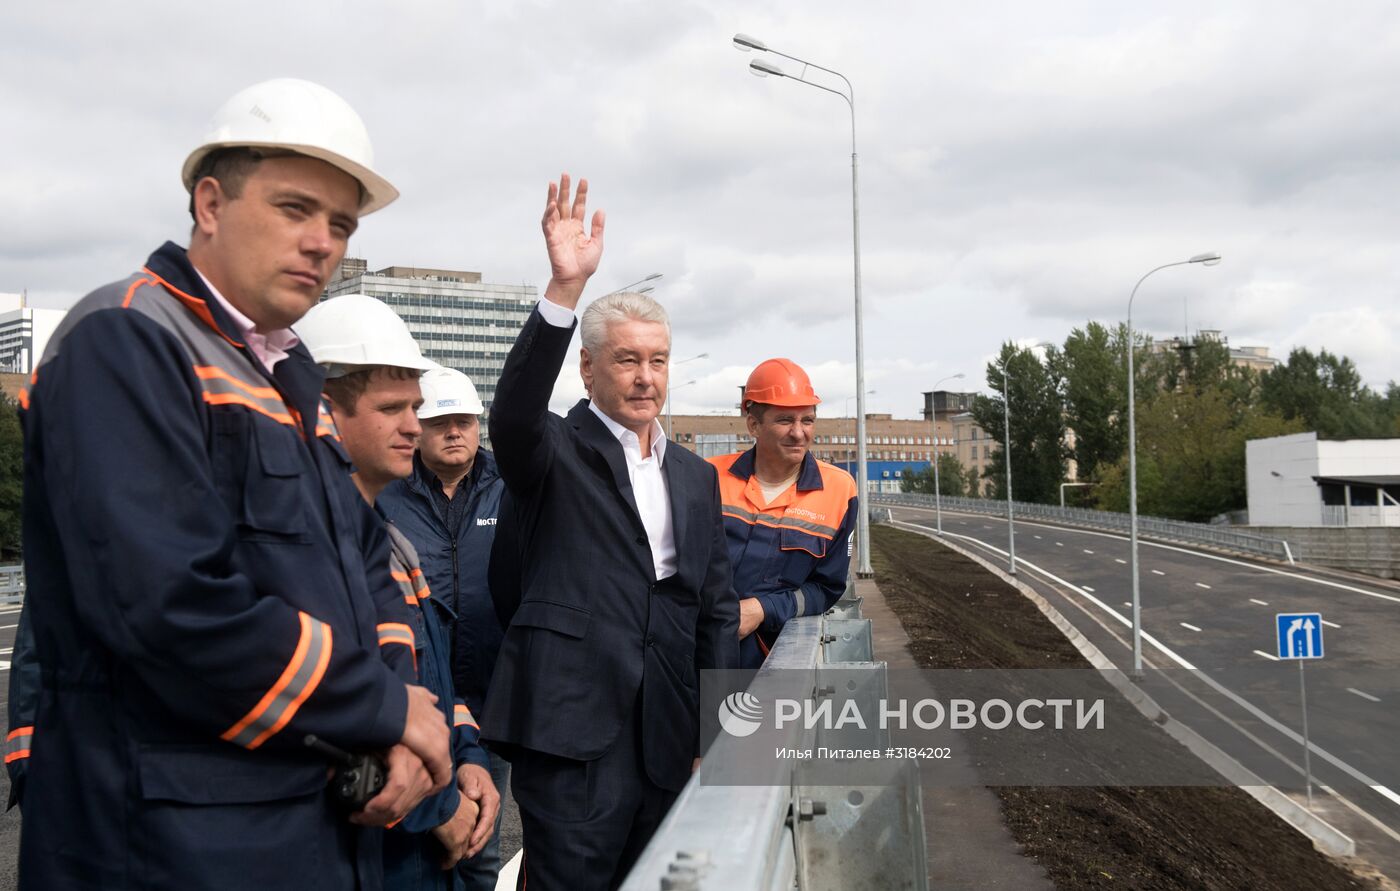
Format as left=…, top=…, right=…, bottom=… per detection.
left=193, top=269, right=301, bottom=371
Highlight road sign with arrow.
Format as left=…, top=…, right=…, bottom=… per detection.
left=1275, top=612, right=1324, bottom=660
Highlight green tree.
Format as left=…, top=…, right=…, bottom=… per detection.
left=0, top=392, right=22, bottom=559
left=901, top=452, right=969, bottom=497
left=972, top=344, right=1067, bottom=504
left=1259, top=347, right=1395, bottom=438
left=1095, top=387, right=1301, bottom=522
left=1051, top=321, right=1126, bottom=481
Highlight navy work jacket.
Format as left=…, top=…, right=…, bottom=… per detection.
left=13, top=243, right=413, bottom=890
left=379, top=450, right=504, bottom=716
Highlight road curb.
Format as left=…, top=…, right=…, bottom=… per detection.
left=888, top=518, right=1358, bottom=859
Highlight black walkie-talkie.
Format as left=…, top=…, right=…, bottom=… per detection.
left=304, top=734, right=387, bottom=810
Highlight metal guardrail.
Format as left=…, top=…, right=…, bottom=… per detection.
left=0, top=561, right=24, bottom=605
left=874, top=493, right=1296, bottom=564
left=620, top=594, right=928, bottom=891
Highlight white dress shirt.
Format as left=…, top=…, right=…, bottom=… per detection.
left=538, top=298, right=679, bottom=580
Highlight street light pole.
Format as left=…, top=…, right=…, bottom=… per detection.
left=735, top=33, right=872, bottom=576
left=666, top=379, right=698, bottom=439
left=665, top=353, right=708, bottom=440
left=1001, top=364, right=1016, bottom=574
left=1127, top=252, right=1221, bottom=675
left=928, top=373, right=965, bottom=535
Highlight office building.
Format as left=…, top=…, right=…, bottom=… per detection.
left=324, top=260, right=536, bottom=412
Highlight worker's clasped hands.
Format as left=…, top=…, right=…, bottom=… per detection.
left=350, top=684, right=454, bottom=828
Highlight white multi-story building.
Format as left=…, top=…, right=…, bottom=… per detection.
left=0, top=293, right=67, bottom=374
left=323, top=261, right=536, bottom=413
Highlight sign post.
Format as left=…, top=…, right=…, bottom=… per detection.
left=1275, top=612, right=1324, bottom=808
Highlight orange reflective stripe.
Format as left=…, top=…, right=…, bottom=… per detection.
left=195, top=365, right=299, bottom=428
left=222, top=613, right=332, bottom=750
left=121, top=276, right=156, bottom=309
left=194, top=365, right=283, bottom=400
left=140, top=267, right=244, bottom=349
left=377, top=622, right=417, bottom=674
left=4, top=726, right=33, bottom=763
left=410, top=569, right=430, bottom=600
left=17, top=388, right=28, bottom=410
left=202, top=392, right=298, bottom=427
left=377, top=623, right=415, bottom=649
left=453, top=703, right=479, bottom=729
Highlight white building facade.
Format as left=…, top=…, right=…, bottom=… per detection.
left=1246, top=432, right=1400, bottom=527
left=0, top=294, right=67, bottom=374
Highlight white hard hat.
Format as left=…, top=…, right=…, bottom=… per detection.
left=418, top=366, right=484, bottom=418
left=183, top=78, right=399, bottom=215
left=297, top=294, right=434, bottom=375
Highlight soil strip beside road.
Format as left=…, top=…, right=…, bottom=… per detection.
left=871, top=524, right=1387, bottom=891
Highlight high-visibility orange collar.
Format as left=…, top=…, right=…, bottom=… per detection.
left=725, top=448, right=824, bottom=492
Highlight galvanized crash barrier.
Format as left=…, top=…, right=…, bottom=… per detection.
left=875, top=492, right=1296, bottom=564
left=619, top=594, right=928, bottom=891
left=0, top=562, right=24, bottom=605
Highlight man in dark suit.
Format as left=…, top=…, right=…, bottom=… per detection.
left=481, top=175, right=739, bottom=890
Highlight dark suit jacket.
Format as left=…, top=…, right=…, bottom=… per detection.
left=480, top=308, right=739, bottom=791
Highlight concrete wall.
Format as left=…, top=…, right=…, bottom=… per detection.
left=1247, top=433, right=1322, bottom=525
left=1249, top=525, right=1400, bottom=580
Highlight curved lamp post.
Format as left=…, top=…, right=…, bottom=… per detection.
left=734, top=33, right=872, bottom=576
left=1127, top=252, right=1221, bottom=675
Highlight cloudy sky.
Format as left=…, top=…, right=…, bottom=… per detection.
left=4, top=1, right=1398, bottom=417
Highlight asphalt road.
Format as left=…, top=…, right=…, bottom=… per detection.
left=889, top=504, right=1400, bottom=880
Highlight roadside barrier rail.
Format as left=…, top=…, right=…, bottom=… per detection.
left=620, top=592, right=928, bottom=891
left=0, top=562, right=23, bottom=605
left=873, top=493, right=1295, bottom=564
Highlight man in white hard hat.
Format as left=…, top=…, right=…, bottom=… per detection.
left=9, top=79, right=450, bottom=890
left=378, top=366, right=510, bottom=891
left=299, top=295, right=501, bottom=891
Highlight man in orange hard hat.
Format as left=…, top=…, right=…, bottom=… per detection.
left=708, top=358, right=858, bottom=668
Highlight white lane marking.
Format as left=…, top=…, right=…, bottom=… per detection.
left=1180, top=623, right=1202, bottom=632
left=1347, top=688, right=1381, bottom=703
left=1254, top=650, right=1280, bottom=661
left=0, top=623, right=16, bottom=630
left=894, top=520, right=1400, bottom=810
left=983, top=525, right=993, bottom=530
left=1115, top=558, right=1127, bottom=564
left=1123, top=602, right=1132, bottom=607
left=1056, top=542, right=1064, bottom=547
left=1151, top=570, right=1166, bottom=576
left=1034, top=535, right=1042, bottom=540
left=1196, top=582, right=1212, bottom=590
left=1082, top=586, right=1095, bottom=592
left=910, top=506, right=1400, bottom=606
left=1083, top=549, right=1095, bottom=554
left=1322, top=620, right=1341, bottom=629
left=0, top=647, right=11, bottom=654
left=1249, top=598, right=1269, bottom=606
left=0, top=660, right=9, bottom=671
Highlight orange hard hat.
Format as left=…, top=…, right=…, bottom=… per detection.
left=743, top=358, right=821, bottom=408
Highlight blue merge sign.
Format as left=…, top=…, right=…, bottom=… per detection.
left=1275, top=613, right=1324, bottom=660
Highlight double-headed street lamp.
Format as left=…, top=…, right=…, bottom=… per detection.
left=928, top=373, right=965, bottom=535
left=609, top=272, right=663, bottom=296
left=733, top=33, right=873, bottom=577
left=1126, top=252, right=1221, bottom=675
